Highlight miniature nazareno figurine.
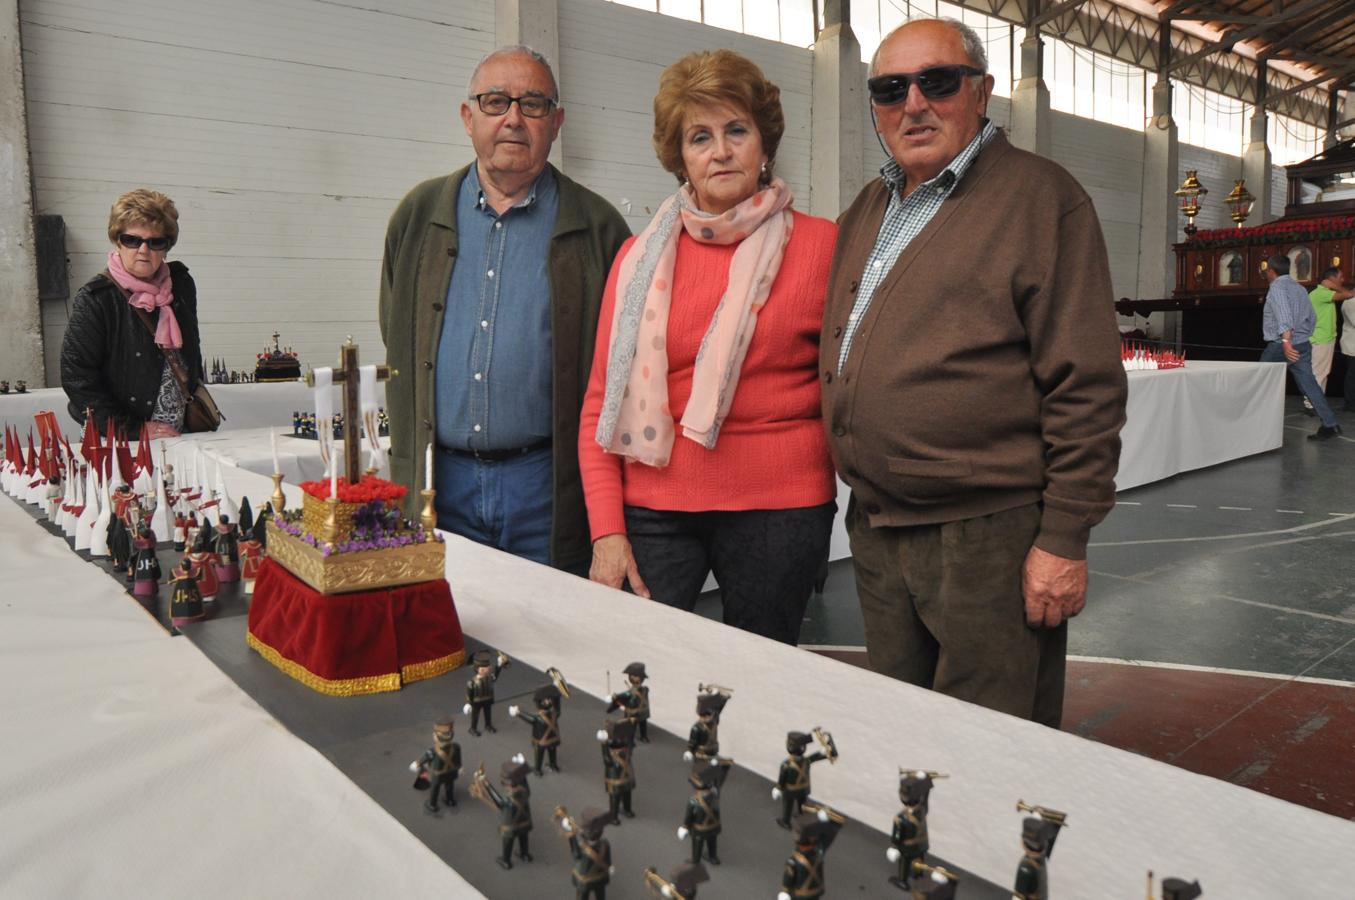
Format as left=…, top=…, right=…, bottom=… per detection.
left=410, top=719, right=461, bottom=815
left=678, top=757, right=731, bottom=865
left=773, top=729, right=835, bottom=828
left=887, top=770, right=943, bottom=889
left=607, top=661, right=651, bottom=743
left=107, top=515, right=132, bottom=573
left=642, top=862, right=709, bottom=900
left=172, top=510, right=188, bottom=551
left=470, top=756, right=534, bottom=869
left=239, top=514, right=265, bottom=593
left=778, top=806, right=845, bottom=900
left=510, top=680, right=566, bottom=775
left=1013, top=802, right=1067, bottom=900
left=188, top=525, right=220, bottom=601
left=684, top=686, right=731, bottom=762
left=556, top=805, right=614, bottom=900
left=131, top=522, right=160, bottom=596
left=1159, top=876, right=1203, bottom=900
left=598, top=718, right=637, bottom=821
left=213, top=513, right=240, bottom=582
left=463, top=649, right=509, bottom=736
left=168, top=555, right=205, bottom=625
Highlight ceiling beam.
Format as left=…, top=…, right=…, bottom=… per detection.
left=1263, top=61, right=1355, bottom=110
left=1166, top=0, right=1332, bottom=74
left=1171, top=13, right=1272, bottom=25
left=1257, top=5, right=1355, bottom=60
left=1028, top=0, right=1092, bottom=29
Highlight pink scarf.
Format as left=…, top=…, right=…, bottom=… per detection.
left=596, top=178, right=794, bottom=466
left=107, top=251, right=182, bottom=349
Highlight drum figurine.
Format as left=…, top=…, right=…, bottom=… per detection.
left=409, top=719, right=461, bottom=815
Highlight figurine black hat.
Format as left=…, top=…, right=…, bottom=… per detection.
left=786, top=731, right=812, bottom=752
left=471, top=649, right=493, bottom=668
left=603, top=718, right=636, bottom=745
left=251, top=514, right=267, bottom=544
left=500, top=760, right=531, bottom=785
left=433, top=719, right=454, bottom=738
left=696, top=693, right=728, bottom=717
left=688, top=760, right=724, bottom=789
left=670, top=862, right=710, bottom=894
left=899, top=771, right=933, bottom=805
left=1021, top=817, right=1060, bottom=856
left=534, top=684, right=561, bottom=706
left=623, top=661, right=647, bottom=680
left=910, top=872, right=958, bottom=900
left=579, top=806, right=613, bottom=837
left=792, top=812, right=839, bottom=844
left=238, top=498, right=254, bottom=533
left=1161, top=878, right=1203, bottom=900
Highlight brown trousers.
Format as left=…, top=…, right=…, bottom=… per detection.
left=847, top=499, right=1066, bottom=727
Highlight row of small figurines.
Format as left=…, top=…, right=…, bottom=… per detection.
left=0, top=379, right=28, bottom=393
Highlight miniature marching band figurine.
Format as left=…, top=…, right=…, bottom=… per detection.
left=510, top=681, right=566, bottom=776
left=607, top=662, right=651, bottom=743
left=907, top=862, right=959, bottom=899
left=678, top=757, right=731, bottom=865
left=642, top=863, right=709, bottom=900
left=131, top=522, right=160, bottom=596
left=188, top=525, right=221, bottom=601
left=464, top=649, right=510, bottom=736
left=173, top=510, right=188, bottom=552
left=773, top=729, right=836, bottom=828
left=778, top=805, right=845, bottom=900
left=470, top=756, right=534, bottom=869
left=1013, top=802, right=1067, bottom=900
left=684, top=686, right=731, bottom=762
left=887, top=770, right=944, bottom=890
left=556, top=806, right=614, bottom=900
left=1156, top=875, right=1203, bottom=900
left=168, top=556, right=205, bottom=625
left=410, top=719, right=462, bottom=815
left=213, top=513, right=240, bottom=582
left=598, top=719, right=638, bottom=820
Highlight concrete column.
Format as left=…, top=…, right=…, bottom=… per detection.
left=1242, top=111, right=1273, bottom=224
left=810, top=13, right=865, bottom=218
left=0, top=0, right=44, bottom=387
left=495, top=0, right=564, bottom=171
left=1009, top=32, right=1051, bottom=158
left=1136, top=78, right=1180, bottom=342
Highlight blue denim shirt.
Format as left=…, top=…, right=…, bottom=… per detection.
left=435, top=165, right=558, bottom=450
left=1262, top=273, right=1315, bottom=343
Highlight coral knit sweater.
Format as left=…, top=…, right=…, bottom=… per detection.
left=579, top=210, right=838, bottom=541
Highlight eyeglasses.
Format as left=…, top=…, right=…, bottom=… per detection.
left=868, top=65, right=985, bottom=105
left=472, top=92, right=557, bottom=118
left=117, top=233, right=172, bottom=251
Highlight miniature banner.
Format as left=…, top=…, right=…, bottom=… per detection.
left=359, top=365, right=387, bottom=479
left=312, top=367, right=334, bottom=473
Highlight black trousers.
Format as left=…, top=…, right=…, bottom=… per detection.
left=623, top=502, right=835, bottom=645
left=1345, top=352, right=1355, bottom=410
left=500, top=830, right=529, bottom=861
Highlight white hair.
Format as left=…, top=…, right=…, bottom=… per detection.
left=468, top=44, right=559, bottom=102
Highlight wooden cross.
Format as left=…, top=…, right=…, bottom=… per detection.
left=305, top=337, right=396, bottom=484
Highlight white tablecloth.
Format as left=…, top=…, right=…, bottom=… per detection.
left=4, top=441, right=1349, bottom=898
left=160, top=427, right=390, bottom=486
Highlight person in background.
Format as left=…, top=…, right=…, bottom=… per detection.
left=578, top=50, right=837, bottom=644
left=61, top=189, right=204, bottom=437
left=1262, top=254, right=1341, bottom=440
left=1305, top=266, right=1353, bottom=414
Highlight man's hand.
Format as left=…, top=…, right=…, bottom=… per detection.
left=1283, top=340, right=1300, bottom=363
left=589, top=534, right=651, bottom=598
left=1021, top=546, right=1088, bottom=628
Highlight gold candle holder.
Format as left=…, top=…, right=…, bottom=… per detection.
left=323, top=495, right=340, bottom=545
left=420, top=488, right=437, bottom=533
left=270, top=472, right=286, bottom=515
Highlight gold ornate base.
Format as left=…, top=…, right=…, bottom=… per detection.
left=246, top=631, right=464, bottom=697
left=265, top=520, right=446, bottom=594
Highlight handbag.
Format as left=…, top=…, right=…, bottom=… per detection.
left=106, top=269, right=223, bottom=433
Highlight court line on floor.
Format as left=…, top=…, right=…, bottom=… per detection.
left=1067, top=655, right=1355, bottom=689
left=1090, top=566, right=1355, bottom=625
left=1088, top=512, right=1355, bottom=547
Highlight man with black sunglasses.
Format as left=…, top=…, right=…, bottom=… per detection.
left=380, top=45, right=629, bottom=573
left=821, top=19, right=1127, bottom=728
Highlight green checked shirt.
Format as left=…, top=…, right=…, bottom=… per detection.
left=838, top=119, right=998, bottom=373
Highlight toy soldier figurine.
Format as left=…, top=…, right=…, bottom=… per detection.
left=131, top=522, right=160, bottom=596
left=684, top=688, right=730, bottom=762
left=1159, top=876, right=1203, bottom=900
left=510, top=682, right=564, bottom=775
left=168, top=555, right=205, bottom=625
left=598, top=718, right=637, bottom=820
left=642, top=863, right=709, bottom=900
left=470, top=757, right=534, bottom=869
left=678, top=758, right=731, bottom=865
left=188, top=524, right=221, bottom=601
left=557, top=806, right=614, bottom=900
left=607, top=662, right=651, bottom=743
left=463, top=649, right=509, bottom=736
left=773, top=730, right=833, bottom=828
left=887, top=771, right=942, bottom=889
left=778, top=807, right=844, bottom=900
left=409, top=719, right=461, bottom=815
left=1013, top=803, right=1066, bottom=900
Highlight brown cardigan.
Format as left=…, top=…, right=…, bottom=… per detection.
left=820, top=131, right=1127, bottom=560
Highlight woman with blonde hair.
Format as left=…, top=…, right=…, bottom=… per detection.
left=61, top=188, right=205, bottom=436
left=578, top=50, right=837, bottom=643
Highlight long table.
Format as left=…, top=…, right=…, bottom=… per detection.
left=3, top=441, right=1353, bottom=898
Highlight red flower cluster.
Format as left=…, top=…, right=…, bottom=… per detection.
left=299, top=475, right=408, bottom=504
left=1191, top=215, right=1355, bottom=245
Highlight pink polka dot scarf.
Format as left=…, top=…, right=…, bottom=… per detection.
left=595, top=178, right=794, bottom=466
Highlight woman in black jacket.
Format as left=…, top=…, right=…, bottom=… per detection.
left=61, top=188, right=204, bottom=436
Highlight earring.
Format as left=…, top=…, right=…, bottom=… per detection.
left=760, top=162, right=768, bottom=176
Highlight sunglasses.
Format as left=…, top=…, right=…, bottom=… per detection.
left=117, top=233, right=172, bottom=251
left=868, top=65, right=985, bottom=105
left=472, top=92, right=557, bottom=118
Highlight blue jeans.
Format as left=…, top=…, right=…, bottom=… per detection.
left=434, top=445, right=552, bottom=564
left=1260, top=340, right=1337, bottom=428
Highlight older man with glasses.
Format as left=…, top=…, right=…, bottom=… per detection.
left=821, top=18, right=1127, bottom=727
left=380, top=45, right=629, bottom=571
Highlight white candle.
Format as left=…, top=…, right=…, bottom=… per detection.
left=425, top=442, right=433, bottom=493
left=270, top=428, right=280, bottom=475
left=330, top=447, right=339, bottom=498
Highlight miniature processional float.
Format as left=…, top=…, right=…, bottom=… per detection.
left=247, top=339, right=465, bottom=695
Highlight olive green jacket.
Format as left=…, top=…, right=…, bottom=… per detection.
left=378, top=163, right=630, bottom=570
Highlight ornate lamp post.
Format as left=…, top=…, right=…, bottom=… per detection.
left=1223, top=179, right=1255, bottom=228
left=1175, top=170, right=1207, bottom=236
